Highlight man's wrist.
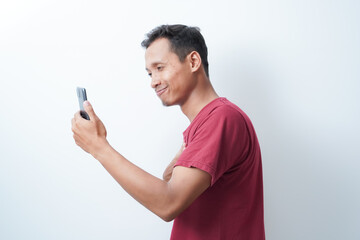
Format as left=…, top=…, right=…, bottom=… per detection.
left=91, top=139, right=113, bottom=161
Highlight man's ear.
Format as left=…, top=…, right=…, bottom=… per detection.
left=188, top=51, right=202, bottom=73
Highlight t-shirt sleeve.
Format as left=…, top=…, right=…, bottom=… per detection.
left=174, top=107, right=250, bottom=186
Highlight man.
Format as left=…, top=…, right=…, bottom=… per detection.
left=72, top=24, right=265, bottom=239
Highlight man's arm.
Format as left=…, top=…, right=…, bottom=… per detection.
left=71, top=101, right=211, bottom=222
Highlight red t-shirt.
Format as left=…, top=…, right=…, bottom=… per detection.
left=171, top=98, right=265, bottom=240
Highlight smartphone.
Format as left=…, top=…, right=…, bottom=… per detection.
left=76, top=87, right=90, bottom=120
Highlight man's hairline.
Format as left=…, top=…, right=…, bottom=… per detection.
left=145, top=37, right=193, bottom=64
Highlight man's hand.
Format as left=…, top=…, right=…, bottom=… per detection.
left=163, top=143, right=185, bottom=182
left=71, top=101, right=108, bottom=157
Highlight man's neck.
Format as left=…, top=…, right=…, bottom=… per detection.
left=180, top=82, right=219, bottom=122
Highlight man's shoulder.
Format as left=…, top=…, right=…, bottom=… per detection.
left=207, top=98, right=246, bottom=122
left=185, top=98, right=249, bottom=136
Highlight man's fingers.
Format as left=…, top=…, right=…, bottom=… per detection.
left=73, top=111, right=83, bottom=121
left=71, top=117, right=77, bottom=132
left=83, top=101, right=96, bottom=120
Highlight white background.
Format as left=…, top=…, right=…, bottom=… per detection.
left=1, top=0, right=359, bottom=239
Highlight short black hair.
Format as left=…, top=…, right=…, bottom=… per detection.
left=141, top=24, right=209, bottom=77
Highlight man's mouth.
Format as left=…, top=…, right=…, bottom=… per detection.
left=156, top=87, right=168, bottom=96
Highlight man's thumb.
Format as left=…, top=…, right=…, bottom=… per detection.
left=83, top=101, right=96, bottom=119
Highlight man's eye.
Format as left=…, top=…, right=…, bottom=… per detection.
left=157, top=66, right=163, bottom=71
left=148, top=73, right=152, bottom=77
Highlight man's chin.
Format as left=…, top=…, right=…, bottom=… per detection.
left=161, top=100, right=172, bottom=107
left=160, top=98, right=176, bottom=107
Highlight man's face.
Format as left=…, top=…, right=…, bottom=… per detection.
left=145, top=38, right=195, bottom=106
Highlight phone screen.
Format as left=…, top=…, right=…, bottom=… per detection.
left=76, top=87, right=90, bottom=120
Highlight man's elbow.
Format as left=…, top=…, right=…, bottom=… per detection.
left=161, top=215, right=175, bottom=222
left=158, top=208, right=180, bottom=222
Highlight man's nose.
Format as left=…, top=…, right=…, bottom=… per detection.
left=151, top=75, right=161, bottom=89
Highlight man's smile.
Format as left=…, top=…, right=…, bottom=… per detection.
left=156, top=86, right=168, bottom=96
